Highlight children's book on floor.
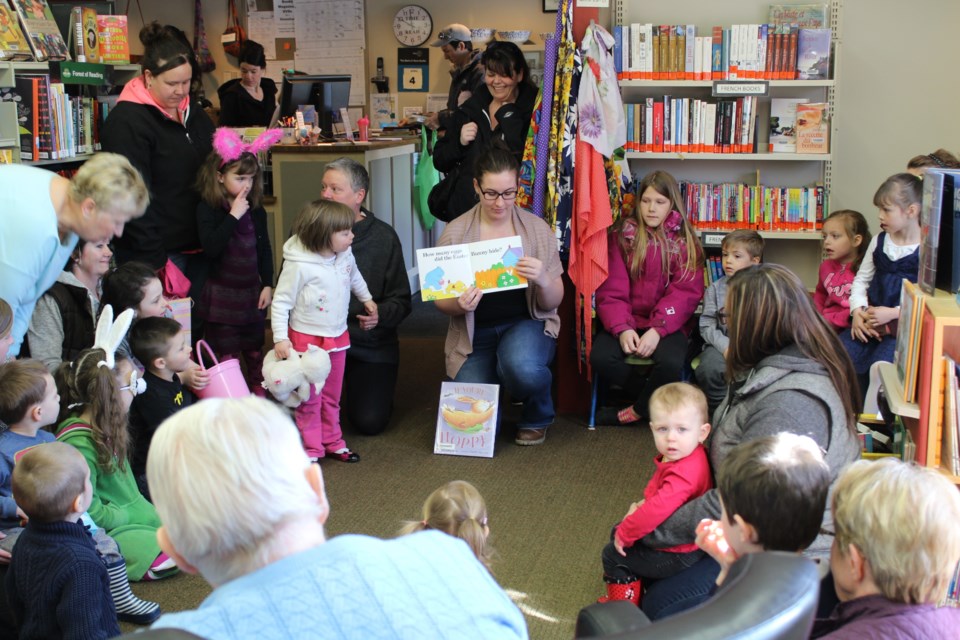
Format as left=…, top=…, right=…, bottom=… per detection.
left=416, top=235, right=527, bottom=301
left=434, top=381, right=498, bottom=458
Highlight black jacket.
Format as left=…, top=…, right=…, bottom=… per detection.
left=217, top=78, right=278, bottom=127
left=45, top=281, right=94, bottom=363
left=347, top=209, right=412, bottom=362
left=196, top=201, right=274, bottom=288
left=436, top=49, right=485, bottom=132
left=100, top=100, right=215, bottom=268
left=432, top=82, right=537, bottom=221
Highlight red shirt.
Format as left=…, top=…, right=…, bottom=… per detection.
left=615, top=444, right=713, bottom=553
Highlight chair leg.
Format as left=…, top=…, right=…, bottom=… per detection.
left=588, top=374, right=600, bottom=430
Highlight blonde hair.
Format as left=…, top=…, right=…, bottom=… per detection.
left=621, top=171, right=703, bottom=279
left=399, top=480, right=493, bottom=568
left=70, top=152, right=149, bottom=220
left=833, top=458, right=960, bottom=604
left=648, top=382, right=708, bottom=425
left=0, top=298, right=11, bottom=340
left=291, top=200, right=355, bottom=254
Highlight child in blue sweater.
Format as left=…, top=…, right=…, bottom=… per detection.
left=5, top=441, right=117, bottom=639
left=0, top=359, right=159, bottom=626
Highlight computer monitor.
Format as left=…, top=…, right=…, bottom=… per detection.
left=279, top=74, right=351, bottom=138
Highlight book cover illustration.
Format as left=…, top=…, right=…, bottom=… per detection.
left=10, top=0, right=68, bottom=61
left=795, top=102, right=829, bottom=153
left=434, top=381, right=498, bottom=458
left=796, top=28, right=831, bottom=79
left=894, top=279, right=925, bottom=403
left=68, top=6, right=99, bottom=63
left=96, top=15, right=129, bottom=64
left=769, top=4, right=828, bottom=28
left=0, top=4, right=31, bottom=60
left=769, top=98, right=808, bottom=153
left=416, top=236, right=527, bottom=301
left=919, top=169, right=948, bottom=295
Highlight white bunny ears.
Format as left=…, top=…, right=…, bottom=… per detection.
left=93, top=304, right=135, bottom=369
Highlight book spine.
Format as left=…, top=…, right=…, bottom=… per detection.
left=711, top=27, right=723, bottom=79
left=613, top=25, right=623, bottom=79
left=653, top=101, right=664, bottom=152
left=663, top=95, right=672, bottom=153
left=685, top=26, right=695, bottom=81
left=786, top=26, right=799, bottom=80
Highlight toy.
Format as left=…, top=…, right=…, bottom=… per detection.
left=261, top=344, right=332, bottom=408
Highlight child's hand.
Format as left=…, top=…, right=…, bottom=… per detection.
left=16, top=507, right=27, bottom=525
left=618, top=329, right=641, bottom=354
left=868, top=305, right=898, bottom=328
left=457, top=287, right=482, bottom=313
left=851, top=308, right=880, bottom=342
left=274, top=340, right=292, bottom=360
left=358, top=301, right=379, bottom=331
left=625, top=499, right=644, bottom=517
left=613, top=532, right=629, bottom=557
left=179, top=363, right=210, bottom=391
left=229, top=185, right=251, bottom=220
left=0, top=531, right=9, bottom=565
left=696, top=519, right=739, bottom=586
left=257, top=287, right=273, bottom=310
left=636, top=328, right=661, bottom=358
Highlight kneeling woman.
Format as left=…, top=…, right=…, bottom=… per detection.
left=434, top=145, right=564, bottom=446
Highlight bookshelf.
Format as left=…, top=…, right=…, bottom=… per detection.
left=884, top=293, right=960, bottom=484
left=0, top=60, right=138, bottom=165
left=612, top=0, right=840, bottom=289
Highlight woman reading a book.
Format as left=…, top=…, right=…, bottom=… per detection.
left=100, top=22, right=215, bottom=298
left=433, top=144, right=563, bottom=447
left=217, top=40, right=277, bottom=128
left=636, top=264, right=861, bottom=620
left=0, top=153, right=148, bottom=358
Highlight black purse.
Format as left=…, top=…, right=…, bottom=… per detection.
left=428, top=166, right=460, bottom=222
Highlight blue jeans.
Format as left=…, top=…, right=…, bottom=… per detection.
left=454, top=318, right=556, bottom=430
left=640, top=555, right=720, bottom=620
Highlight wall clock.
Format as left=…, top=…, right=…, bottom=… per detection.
left=393, top=5, right=433, bottom=47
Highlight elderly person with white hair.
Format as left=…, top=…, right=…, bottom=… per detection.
left=147, top=397, right=527, bottom=639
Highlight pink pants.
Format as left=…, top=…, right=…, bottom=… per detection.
left=289, top=328, right=347, bottom=458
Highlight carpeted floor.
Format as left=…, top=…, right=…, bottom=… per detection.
left=123, top=301, right=658, bottom=639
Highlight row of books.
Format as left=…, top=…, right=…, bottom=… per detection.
left=613, top=23, right=831, bottom=83
left=624, top=96, right=759, bottom=155
left=704, top=255, right=725, bottom=286
left=0, top=0, right=129, bottom=63
left=7, top=74, right=104, bottom=161
left=678, top=181, right=826, bottom=232
left=940, top=355, right=960, bottom=477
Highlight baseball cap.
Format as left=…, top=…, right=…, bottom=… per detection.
left=430, top=23, right=471, bottom=47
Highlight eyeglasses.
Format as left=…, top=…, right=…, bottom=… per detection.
left=119, top=371, right=146, bottom=397
left=479, top=188, right=518, bottom=202
left=717, top=307, right=728, bottom=327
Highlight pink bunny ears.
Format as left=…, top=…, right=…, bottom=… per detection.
left=212, top=127, right=284, bottom=167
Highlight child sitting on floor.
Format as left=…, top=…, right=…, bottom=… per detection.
left=598, top=383, right=712, bottom=605
left=400, top=480, right=493, bottom=568
left=695, top=432, right=832, bottom=588
left=5, top=442, right=119, bottom=638
left=128, top=317, right=196, bottom=499
left=0, top=359, right=159, bottom=626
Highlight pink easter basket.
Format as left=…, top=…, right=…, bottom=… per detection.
left=194, top=340, right=251, bottom=400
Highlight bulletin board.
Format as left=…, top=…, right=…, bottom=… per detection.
left=244, top=0, right=366, bottom=106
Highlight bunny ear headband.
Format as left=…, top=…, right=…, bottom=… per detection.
left=212, top=127, right=284, bottom=168
left=93, top=304, right=134, bottom=370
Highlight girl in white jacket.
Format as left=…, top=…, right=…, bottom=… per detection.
left=271, top=200, right=377, bottom=462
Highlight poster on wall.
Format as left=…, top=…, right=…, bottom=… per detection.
left=398, top=47, right=429, bottom=93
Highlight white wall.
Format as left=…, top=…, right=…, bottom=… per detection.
left=130, top=0, right=959, bottom=232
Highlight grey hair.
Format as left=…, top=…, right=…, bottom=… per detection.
left=324, top=157, right=369, bottom=195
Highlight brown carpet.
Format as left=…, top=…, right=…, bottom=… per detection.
left=123, top=325, right=658, bottom=639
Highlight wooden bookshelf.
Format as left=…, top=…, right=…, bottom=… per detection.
left=895, top=293, right=960, bottom=484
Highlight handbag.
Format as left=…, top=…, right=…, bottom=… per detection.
left=414, top=127, right=439, bottom=230
left=222, top=0, right=246, bottom=58
left=194, top=0, right=216, bottom=73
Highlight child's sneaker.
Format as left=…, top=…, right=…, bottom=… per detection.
left=143, top=552, right=178, bottom=581
left=329, top=448, right=360, bottom=463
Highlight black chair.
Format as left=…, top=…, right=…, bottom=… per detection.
left=576, top=552, right=820, bottom=640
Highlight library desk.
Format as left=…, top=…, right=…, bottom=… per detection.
left=269, top=138, right=434, bottom=291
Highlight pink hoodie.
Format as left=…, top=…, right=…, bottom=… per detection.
left=117, top=76, right=191, bottom=123
left=814, top=258, right=855, bottom=331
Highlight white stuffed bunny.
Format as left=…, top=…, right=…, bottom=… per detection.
left=261, top=345, right=332, bottom=408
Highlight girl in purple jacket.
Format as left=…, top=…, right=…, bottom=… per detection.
left=590, top=171, right=705, bottom=426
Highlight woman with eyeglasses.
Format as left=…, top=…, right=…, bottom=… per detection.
left=637, top=263, right=861, bottom=620
left=433, top=145, right=564, bottom=446
left=431, top=41, right=537, bottom=222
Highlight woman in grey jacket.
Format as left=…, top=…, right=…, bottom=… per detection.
left=639, top=263, right=861, bottom=620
